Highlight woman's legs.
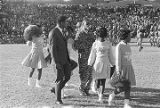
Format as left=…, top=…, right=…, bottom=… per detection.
left=29, top=68, right=35, bottom=78
left=97, top=79, right=106, bottom=102
left=124, top=86, right=131, bottom=108
left=91, top=79, right=97, bottom=93
left=28, top=68, right=35, bottom=86
left=36, top=68, right=42, bottom=88
left=108, top=81, right=131, bottom=107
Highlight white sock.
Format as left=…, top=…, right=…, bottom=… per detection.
left=28, top=78, right=31, bottom=86
left=36, top=79, right=41, bottom=88
left=108, top=93, right=115, bottom=106
left=98, top=93, right=103, bottom=101
left=124, top=99, right=132, bottom=108
left=62, top=88, right=67, bottom=98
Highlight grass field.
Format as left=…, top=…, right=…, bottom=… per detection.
left=0, top=42, right=160, bottom=108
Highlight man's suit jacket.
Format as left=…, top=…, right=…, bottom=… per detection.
left=49, top=27, right=70, bottom=65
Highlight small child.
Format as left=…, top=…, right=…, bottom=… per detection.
left=22, top=25, right=47, bottom=88
left=88, top=27, right=114, bottom=103
left=108, top=28, right=136, bottom=108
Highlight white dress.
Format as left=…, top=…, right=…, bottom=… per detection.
left=88, top=40, right=114, bottom=79
left=22, top=37, right=47, bottom=69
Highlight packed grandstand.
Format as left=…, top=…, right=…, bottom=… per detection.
left=0, top=0, right=160, bottom=44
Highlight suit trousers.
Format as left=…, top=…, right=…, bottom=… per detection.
left=55, top=63, right=71, bottom=101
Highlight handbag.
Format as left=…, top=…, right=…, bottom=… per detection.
left=109, top=71, right=129, bottom=88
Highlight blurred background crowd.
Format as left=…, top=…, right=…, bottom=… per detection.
left=0, top=0, right=160, bottom=44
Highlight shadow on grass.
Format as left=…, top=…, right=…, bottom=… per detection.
left=131, top=87, right=160, bottom=107
left=61, top=87, right=160, bottom=108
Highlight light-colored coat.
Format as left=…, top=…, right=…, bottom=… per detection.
left=22, top=37, right=47, bottom=69
left=115, top=41, right=136, bottom=86
left=88, top=40, right=114, bottom=79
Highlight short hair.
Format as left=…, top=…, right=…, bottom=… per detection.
left=66, top=26, right=74, bottom=32
left=119, top=28, right=131, bottom=40
left=97, top=27, right=107, bottom=38
left=23, top=25, right=42, bottom=41
left=57, top=15, right=67, bottom=24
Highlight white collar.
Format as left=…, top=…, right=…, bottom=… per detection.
left=120, top=41, right=127, bottom=45
left=56, top=24, right=63, bottom=34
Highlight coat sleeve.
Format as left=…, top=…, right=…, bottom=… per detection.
left=48, top=29, right=59, bottom=64
left=108, top=43, right=115, bottom=66
left=115, top=44, right=121, bottom=72
left=88, top=42, right=96, bottom=66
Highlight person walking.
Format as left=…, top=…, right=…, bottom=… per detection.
left=73, top=18, right=95, bottom=96
left=88, top=27, right=114, bottom=103
left=22, top=25, right=47, bottom=88
left=48, top=16, right=72, bottom=104
left=108, top=28, right=136, bottom=108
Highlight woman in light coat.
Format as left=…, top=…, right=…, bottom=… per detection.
left=108, top=28, right=136, bottom=108
left=88, top=27, right=114, bottom=103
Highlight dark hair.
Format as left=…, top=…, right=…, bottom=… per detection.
left=119, top=28, right=131, bottom=40
left=66, top=26, right=74, bottom=32
left=23, top=25, right=42, bottom=41
left=57, top=16, right=67, bottom=24
left=140, top=29, right=145, bottom=33
left=98, top=27, right=107, bottom=38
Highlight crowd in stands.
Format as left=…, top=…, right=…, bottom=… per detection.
left=0, top=0, right=160, bottom=44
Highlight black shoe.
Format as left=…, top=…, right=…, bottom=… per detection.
left=79, top=87, right=87, bottom=96
left=50, top=87, right=55, bottom=94
left=85, top=90, right=90, bottom=96
left=55, top=100, right=63, bottom=104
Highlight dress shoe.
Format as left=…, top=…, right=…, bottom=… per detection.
left=50, top=87, right=55, bottom=94
left=84, top=90, right=90, bottom=96
left=55, top=100, right=63, bottom=104
left=79, top=87, right=87, bottom=96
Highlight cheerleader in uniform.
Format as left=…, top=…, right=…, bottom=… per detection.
left=88, top=27, right=114, bottom=103
left=22, top=25, right=47, bottom=88
left=108, top=28, right=136, bottom=108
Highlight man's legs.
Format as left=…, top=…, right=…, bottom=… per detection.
left=60, top=63, right=71, bottom=90
left=79, top=65, right=92, bottom=95
left=85, top=66, right=92, bottom=94
left=78, top=56, right=86, bottom=93
left=55, top=67, right=64, bottom=103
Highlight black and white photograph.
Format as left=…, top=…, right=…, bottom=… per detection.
left=0, top=0, right=160, bottom=108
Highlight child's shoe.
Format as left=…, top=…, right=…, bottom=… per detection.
left=108, top=93, right=115, bottom=106
left=62, top=89, right=67, bottom=98
left=124, top=99, right=132, bottom=108
left=28, top=78, right=31, bottom=86
left=98, top=93, right=103, bottom=103
left=35, top=80, right=41, bottom=88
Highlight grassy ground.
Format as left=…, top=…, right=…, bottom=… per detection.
left=0, top=41, right=160, bottom=108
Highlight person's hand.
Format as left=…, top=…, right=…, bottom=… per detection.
left=56, top=63, right=63, bottom=70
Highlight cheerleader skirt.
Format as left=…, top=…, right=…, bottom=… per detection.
left=22, top=50, right=47, bottom=69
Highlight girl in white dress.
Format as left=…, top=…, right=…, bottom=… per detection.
left=108, top=28, right=136, bottom=108
left=22, top=25, right=47, bottom=88
left=88, top=27, right=114, bottom=103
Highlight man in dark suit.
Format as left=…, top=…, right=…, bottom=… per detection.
left=48, top=16, right=71, bottom=104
